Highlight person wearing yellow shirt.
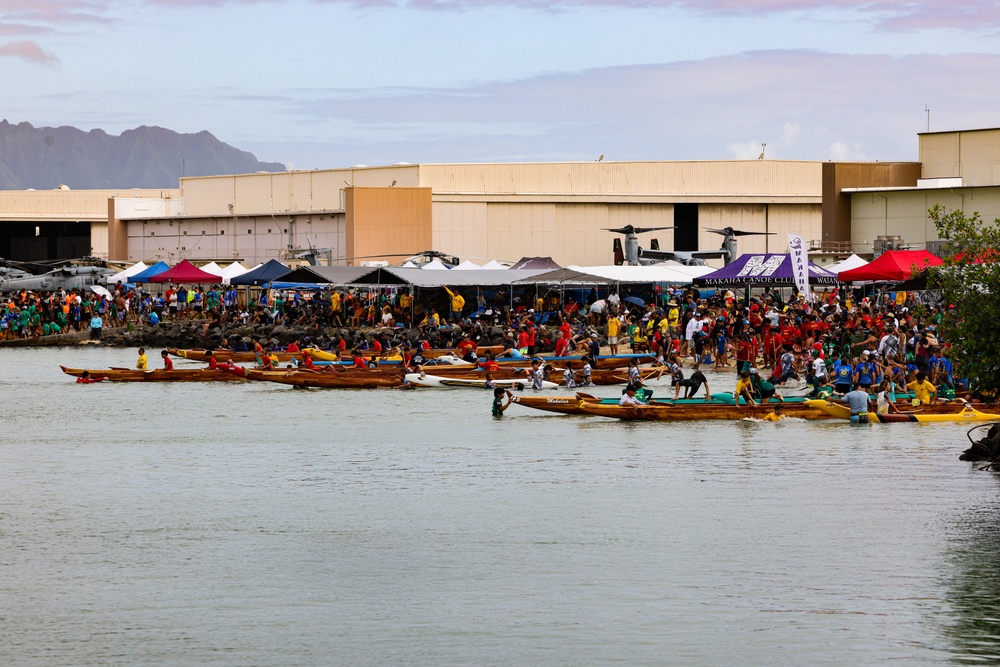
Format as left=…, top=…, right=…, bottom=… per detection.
left=136, top=347, right=148, bottom=370
left=443, top=285, right=465, bottom=322
left=906, top=371, right=937, bottom=405
left=667, top=301, right=680, bottom=334
left=606, top=315, right=621, bottom=355
left=762, top=405, right=785, bottom=421
left=736, top=370, right=757, bottom=407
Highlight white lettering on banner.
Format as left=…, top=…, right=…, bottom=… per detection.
left=787, top=233, right=811, bottom=301
left=737, top=255, right=783, bottom=278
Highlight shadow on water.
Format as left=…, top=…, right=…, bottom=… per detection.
left=941, top=478, right=1000, bottom=664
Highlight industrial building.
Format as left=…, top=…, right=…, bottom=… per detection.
left=14, top=134, right=998, bottom=268
left=104, top=159, right=918, bottom=268
left=848, top=128, right=1000, bottom=255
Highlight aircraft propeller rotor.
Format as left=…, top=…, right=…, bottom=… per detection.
left=706, top=226, right=775, bottom=237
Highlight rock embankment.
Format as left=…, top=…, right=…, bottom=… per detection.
left=84, top=321, right=519, bottom=351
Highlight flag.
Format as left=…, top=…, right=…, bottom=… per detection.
left=787, top=233, right=811, bottom=302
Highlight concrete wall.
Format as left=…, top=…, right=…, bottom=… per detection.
left=850, top=186, right=1000, bottom=252
left=920, top=129, right=1000, bottom=185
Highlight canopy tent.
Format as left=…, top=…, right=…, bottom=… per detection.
left=199, top=262, right=223, bottom=277
left=453, top=260, right=482, bottom=270
left=693, top=253, right=837, bottom=286
left=826, top=253, right=869, bottom=275
left=228, top=259, right=291, bottom=286
left=512, top=268, right=619, bottom=286
left=104, top=261, right=148, bottom=284
left=480, top=260, right=510, bottom=270
left=508, top=256, right=561, bottom=271
left=838, top=249, right=943, bottom=282
left=420, top=258, right=452, bottom=270
left=219, top=262, right=250, bottom=285
left=401, top=261, right=418, bottom=268
left=566, top=263, right=713, bottom=284
left=128, top=261, right=170, bottom=283
left=267, top=265, right=369, bottom=286
left=349, top=267, right=547, bottom=287
left=147, top=259, right=223, bottom=283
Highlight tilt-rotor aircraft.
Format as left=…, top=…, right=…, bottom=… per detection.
left=608, top=226, right=775, bottom=266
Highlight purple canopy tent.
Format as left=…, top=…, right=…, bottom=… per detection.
left=693, top=253, right=837, bottom=286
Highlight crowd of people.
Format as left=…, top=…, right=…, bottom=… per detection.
left=3, top=276, right=966, bottom=410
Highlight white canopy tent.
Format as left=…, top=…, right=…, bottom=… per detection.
left=219, top=262, right=251, bottom=285
left=480, top=259, right=510, bottom=270
left=104, top=261, right=148, bottom=284
left=566, top=263, right=713, bottom=284
left=453, top=260, right=482, bottom=270
left=200, top=262, right=224, bottom=278
left=420, top=258, right=452, bottom=270
left=826, top=254, right=869, bottom=276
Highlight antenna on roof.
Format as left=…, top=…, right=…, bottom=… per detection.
left=925, top=105, right=930, bottom=132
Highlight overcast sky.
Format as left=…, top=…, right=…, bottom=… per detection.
left=2, top=0, right=998, bottom=170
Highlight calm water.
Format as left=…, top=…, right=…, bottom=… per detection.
left=2, top=348, right=1000, bottom=666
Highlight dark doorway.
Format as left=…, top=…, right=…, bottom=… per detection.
left=673, top=204, right=699, bottom=252
left=0, top=221, right=91, bottom=261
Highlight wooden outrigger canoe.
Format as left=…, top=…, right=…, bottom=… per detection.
left=576, top=400, right=833, bottom=421
left=61, top=365, right=246, bottom=382
left=804, top=399, right=1000, bottom=423
left=225, top=365, right=405, bottom=389
left=168, top=348, right=301, bottom=363
left=511, top=392, right=833, bottom=419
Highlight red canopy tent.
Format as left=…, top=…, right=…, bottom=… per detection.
left=147, top=259, right=223, bottom=283
left=838, top=249, right=943, bottom=282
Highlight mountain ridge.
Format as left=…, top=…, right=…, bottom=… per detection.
left=0, top=120, right=286, bottom=189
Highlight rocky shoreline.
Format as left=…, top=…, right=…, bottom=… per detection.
left=0, top=320, right=527, bottom=351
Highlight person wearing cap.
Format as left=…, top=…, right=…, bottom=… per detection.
left=588, top=332, right=601, bottom=358
left=832, top=352, right=854, bottom=394
left=619, top=383, right=645, bottom=406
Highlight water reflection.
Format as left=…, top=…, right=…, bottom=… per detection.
left=941, top=485, right=1000, bottom=663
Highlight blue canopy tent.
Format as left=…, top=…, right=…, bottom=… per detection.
left=129, top=261, right=170, bottom=283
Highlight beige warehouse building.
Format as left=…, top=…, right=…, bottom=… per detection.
left=1, top=158, right=926, bottom=268
left=848, top=128, right=1000, bottom=254
left=108, top=159, right=918, bottom=268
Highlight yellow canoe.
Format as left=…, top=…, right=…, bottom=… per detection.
left=804, top=399, right=1000, bottom=423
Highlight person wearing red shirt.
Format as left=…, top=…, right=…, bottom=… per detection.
left=206, top=349, right=218, bottom=370
left=352, top=350, right=367, bottom=368
left=161, top=350, right=174, bottom=370
left=554, top=332, right=570, bottom=357
left=479, top=352, right=500, bottom=372
left=287, top=339, right=300, bottom=353
left=76, top=370, right=104, bottom=383
left=302, top=354, right=316, bottom=370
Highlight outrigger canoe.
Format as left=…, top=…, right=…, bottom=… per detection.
left=403, top=372, right=557, bottom=390
left=61, top=365, right=245, bottom=382
left=804, top=400, right=1000, bottom=423
left=222, top=365, right=404, bottom=389
left=576, top=400, right=832, bottom=421
left=511, top=392, right=833, bottom=419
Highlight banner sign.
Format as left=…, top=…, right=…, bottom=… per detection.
left=787, top=233, right=811, bottom=301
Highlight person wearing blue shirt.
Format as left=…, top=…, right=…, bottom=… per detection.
left=854, top=351, right=876, bottom=390
left=89, top=313, right=103, bottom=340
left=833, top=358, right=854, bottom=394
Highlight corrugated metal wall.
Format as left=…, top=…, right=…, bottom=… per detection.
left=418, top=161, right=822, bottom=198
